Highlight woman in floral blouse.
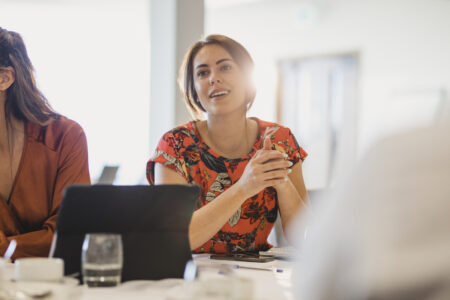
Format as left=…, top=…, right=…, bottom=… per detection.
left=147, top=34, right=309, bottom=253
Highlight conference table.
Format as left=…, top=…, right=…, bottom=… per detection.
left=1, top=252, right=294, bottom=300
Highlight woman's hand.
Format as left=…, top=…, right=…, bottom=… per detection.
left=235, top=137, right=292, bottom=199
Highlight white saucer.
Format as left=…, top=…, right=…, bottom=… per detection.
left=13, top=276, right=79, bottom=286
left=13, top=277, right=79, bottom=299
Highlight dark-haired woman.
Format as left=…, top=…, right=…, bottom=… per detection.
left=0, top=27, right=90, bottom=259
left=147, top=35, right=309, bottom=253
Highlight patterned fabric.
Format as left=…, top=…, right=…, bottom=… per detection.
left=147, top=117, right=307, bottom=254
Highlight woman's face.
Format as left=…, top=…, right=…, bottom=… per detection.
left=192, top=44, right=248, bottom=117
left=0, top=66, right=15, bottom=98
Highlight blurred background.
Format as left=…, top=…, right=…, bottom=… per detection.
left=1, top=0, right=449, bottom=188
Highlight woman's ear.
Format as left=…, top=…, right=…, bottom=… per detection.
left=0, top=66, right=15, bottom=91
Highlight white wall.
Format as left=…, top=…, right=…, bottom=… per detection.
left=149, top=0, right=204, bottom=155
left=1, top=0, right=151, bottom=184
left=205, top=0, right=450, bottom=156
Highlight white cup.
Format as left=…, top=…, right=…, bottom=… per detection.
left=14, top=258, right=64, bottom=282
left=0, top=257, right=7, bottom=284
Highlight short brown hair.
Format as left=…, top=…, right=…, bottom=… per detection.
left=178, top=34, right=256, bottom=120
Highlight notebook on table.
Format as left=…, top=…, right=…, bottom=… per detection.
left=50, top=184, right=200, bottom=282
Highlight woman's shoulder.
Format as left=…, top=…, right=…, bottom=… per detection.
left=254, top=118, right=305, bottom=159
left=161, top=120, right=199, bottom=143
left=47, top=116, right=86, bottom=142
left=253, top=118, right=294, bottom=139
left=155, top=120, right=201, bottom=154
left=51, top=115, right=85, bottom=132
left=27, top=116, right=86, bottom=151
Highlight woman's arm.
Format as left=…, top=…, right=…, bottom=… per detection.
left=274, top=161, right=310, bottom=237
left=154, top=148, right=291, bottom=250
left=155, top=164, right=246, bottom=250
left=262, top=133, right=310, bottom=238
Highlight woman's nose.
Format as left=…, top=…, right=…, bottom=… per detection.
left=209, top=73, right=221, bottom=85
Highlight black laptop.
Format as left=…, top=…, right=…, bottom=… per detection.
left=50, top=184, right=200, bottom=282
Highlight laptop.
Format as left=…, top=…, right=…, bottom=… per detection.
left=95, top=165, right=119, bottom=184
left=50, top=184, right=200, bottom=282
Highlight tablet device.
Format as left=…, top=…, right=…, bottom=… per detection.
left=50, top=184, right=200, bottom=282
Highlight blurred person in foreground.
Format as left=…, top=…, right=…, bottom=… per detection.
left=293, top=117, right=450, bottom=299
left=0, top=27, right=90, bottom=260
left=147, top=34, right=309, bottom=253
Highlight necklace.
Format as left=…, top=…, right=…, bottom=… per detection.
left=203, top=119, right=250, bottom=159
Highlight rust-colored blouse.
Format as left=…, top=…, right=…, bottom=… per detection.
left=147, top=118, right=307, bottom=253
left=0, top=116, right=90, bottom=260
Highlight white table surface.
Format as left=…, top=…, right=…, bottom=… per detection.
left=0, top=254, right=294, bottom=300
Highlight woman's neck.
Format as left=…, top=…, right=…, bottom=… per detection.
left=0, top=97, right=7, bottom=150
left=199, top=112, right=257, bottom=158
left=0, top=95, right=25, bottom=202
left=0, top=97, right=24, bottom=151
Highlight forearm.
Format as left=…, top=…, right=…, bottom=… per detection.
left=0, top=226, right=54, bottom=259
left=276, top=179, right=309, bottom=235
left=0, top=202, right=21, bottom=237
left=189, top=183, right=247, bottom=250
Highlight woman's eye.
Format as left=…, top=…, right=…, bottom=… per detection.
left=220, top=64, right=232, bottom=71
left=197, top=70, right=209, bottom=78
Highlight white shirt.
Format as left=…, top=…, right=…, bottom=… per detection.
left=293, top=121, right=450, bottom=300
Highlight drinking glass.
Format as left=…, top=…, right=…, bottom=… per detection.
left=81, top=233, right=123, bottom=287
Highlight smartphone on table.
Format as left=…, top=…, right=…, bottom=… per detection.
left=210, top=253, right=274, bottom=263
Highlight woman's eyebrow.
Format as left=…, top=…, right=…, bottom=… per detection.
left=216, top=58, right=231, bottom=65
left=195, top=63, right=208, bottom=69
left=195, top=58, right=232, bottom=69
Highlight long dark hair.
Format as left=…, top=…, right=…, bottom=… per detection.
left=0, top=27, right=58, bottom=127
left=178, top=34, right=256, bottom=120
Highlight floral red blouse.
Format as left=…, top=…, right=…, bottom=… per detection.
left=147, top=117, right=307, bottom=253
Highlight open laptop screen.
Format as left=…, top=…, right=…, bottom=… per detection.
left=50, top=184, right=200, bottom=282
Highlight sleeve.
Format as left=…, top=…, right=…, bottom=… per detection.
left=0, top=199, right=21, bottom=237
left=273, top=127, right=308, bottom=166
left=0, top=121, right=91, bottom=259
left=146, top=132, right=189, bottom=185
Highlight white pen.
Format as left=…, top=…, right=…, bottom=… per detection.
left=231, top=264, right=283, bottom=273
left=4, top=239, right=17, bottom=261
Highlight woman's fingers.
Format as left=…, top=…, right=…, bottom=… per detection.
left=262, top=177, right=288, bottom=188
left=262, top=168, right=291, bottom=181
left=253, top=149, right=286, bottom=163
left=263, top=136, right=272, bottom=150
left=261, top=160, right=293, bottom=173
left=239, top=149, right=293, bottom=197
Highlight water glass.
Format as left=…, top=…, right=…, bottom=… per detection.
left=81, top=233, right=123, bottom=287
